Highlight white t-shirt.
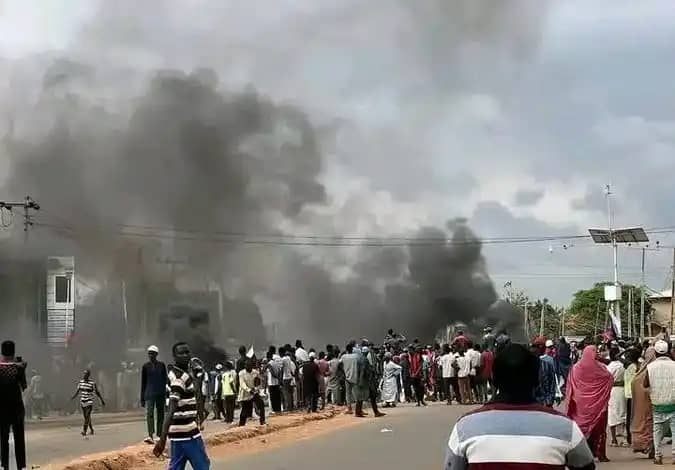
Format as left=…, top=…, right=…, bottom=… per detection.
left=456, top=356, right=471, bottom=378
left=282, top=356, right=296, bottom=380
left=440, top=353, right=457, bottom=379
left=295, top=348, right=310, bottom=363
left=467, top=349, right=481, bottom=376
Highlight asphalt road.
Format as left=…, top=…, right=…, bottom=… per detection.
left=25, top=417, right=148, bottom=467
left=214, top=404, right=660, bottom=470
left=17, top=403, right=664, bottom=469
left=217, top=404, right=461, bottom=470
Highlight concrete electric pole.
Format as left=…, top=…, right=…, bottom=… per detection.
left=671, top=248, right=675, bottom=334
left=0, top=196, right=40, bottom=233
left=640, top=247, right=646, bottom=339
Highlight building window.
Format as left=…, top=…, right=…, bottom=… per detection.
left=55, top=276, right=71, bottom=303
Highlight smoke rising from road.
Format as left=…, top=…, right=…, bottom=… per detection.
left=0, top=0, right=547, bottom=353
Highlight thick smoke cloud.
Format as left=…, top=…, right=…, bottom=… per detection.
left=0, top=0, right=550, bottom=353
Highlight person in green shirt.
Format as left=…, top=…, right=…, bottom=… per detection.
left=623, top=349, right=640, bottom=446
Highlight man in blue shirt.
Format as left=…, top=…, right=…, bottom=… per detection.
left=141, top=345, right=168, bottom=444
left=531, top=343, right=557, bottom=407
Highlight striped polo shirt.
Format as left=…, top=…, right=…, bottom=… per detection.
left=168, top=366, right=200, bottom=441
left=444, top=403, right=594, bottom=470
left=78, top=380, right=95, bottom=407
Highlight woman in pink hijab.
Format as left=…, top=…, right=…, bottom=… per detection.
left=566, top=345, right=613, bottom=462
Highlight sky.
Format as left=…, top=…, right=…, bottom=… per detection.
left=2, top=0, right=675, bottom=306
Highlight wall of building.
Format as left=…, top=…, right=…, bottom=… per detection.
left=650, top=298, right=672, bottom=331
left=46, top=256, right=75, bottom=345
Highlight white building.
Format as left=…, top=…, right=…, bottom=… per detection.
left=46, top=256, right=75, bottom=346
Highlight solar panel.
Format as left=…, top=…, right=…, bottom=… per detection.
left=588, top=227, right=649, bottom=244
left=588, top=229, right=612, bottom=243
left=614, top=227, right=649, bottom=243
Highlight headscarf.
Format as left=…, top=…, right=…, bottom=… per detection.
left=566, top=345, right=613, bottom=436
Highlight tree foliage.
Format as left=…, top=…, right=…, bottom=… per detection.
left=567, top=282, right=649, bottom=337
left=503, top=285, right=564, bottom=340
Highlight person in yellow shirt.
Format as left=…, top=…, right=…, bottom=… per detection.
left=623, top=348, right=640, bottom=446
left=221, top=362, right=237, bottom=424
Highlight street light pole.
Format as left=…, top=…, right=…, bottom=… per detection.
left=641, top=247, right=646, bottom=339
left=606, top=185, right=620, bottom=329
left=589, top=186, right=648, bottom=338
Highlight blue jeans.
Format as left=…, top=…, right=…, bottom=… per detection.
left=168, top=436, right=210, bottom=470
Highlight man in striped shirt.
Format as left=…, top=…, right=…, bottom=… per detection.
left=154, top=342, right=210, bottom=469
left=444, top=344, right=595, bottom=470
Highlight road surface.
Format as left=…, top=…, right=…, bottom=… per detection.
left=212, top=404, right=661, bottom=470
left=19, top=404, right=664, bottom=469
left=26, top=417, right=147, bottom=467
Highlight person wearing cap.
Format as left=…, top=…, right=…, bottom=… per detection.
left=211, top=364, right=224, bottom=421
left=141, top=345, right=168, bottom=444
left=381, top=351, right=402, bottom=407
left=644, top=339, right=675, bottom=464
left=302, top=351, right=321, bottom=413
left=354, top=345, right=386, bottom=418
left=531, top=342, right=556, bottom=407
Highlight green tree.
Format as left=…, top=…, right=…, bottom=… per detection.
left=503, top=286, right=564, bottom=340
left=567, top=282, right=649, bottom=337
left=525, top=298, right=564, bottom=340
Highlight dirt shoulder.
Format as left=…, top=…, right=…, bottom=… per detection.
left=51, top=408, right=345, bottom=470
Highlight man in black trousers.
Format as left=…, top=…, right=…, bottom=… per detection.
left=0, top=340, right=27, bottom=470
left=140, top=345, right=168, bottom=444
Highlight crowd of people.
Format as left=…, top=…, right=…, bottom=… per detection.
left=565, top=337, right=675, bottom=465
left=2, top=327, right=675, bottom=469
left=445, top=331, right=675, bottom=468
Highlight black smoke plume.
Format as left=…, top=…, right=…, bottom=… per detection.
left=0, top=0, right=548, bottom=360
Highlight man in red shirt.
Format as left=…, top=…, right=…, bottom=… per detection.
left=409, top=347, right=426, bottom=407
left=480, top=347, right=495, bottom=400
left=452, top=331, right=470, bottom=351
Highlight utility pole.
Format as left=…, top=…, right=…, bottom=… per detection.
left=524, top=302, right=529, bottom=340
left=628, top=287, right=633, bottom=338
left=0, top=196, right=40, bottom=234
left=671, top=248, right=675, bottom=334
left=539, top=300, right=546, bottom=337
left=561, top=308, right=565, bottom=337
left=640, top=247, right=646, bottom=339
left=594, top=299, right=601, bottom=338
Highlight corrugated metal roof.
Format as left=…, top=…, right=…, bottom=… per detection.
left=650, top=289, right=672, bottom=299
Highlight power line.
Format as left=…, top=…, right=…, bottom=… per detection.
left=29, top=221, right=596, bottom=248
left=39, top=218, right=591, bottom=243
left=32, top=217, right=675, bottom=249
